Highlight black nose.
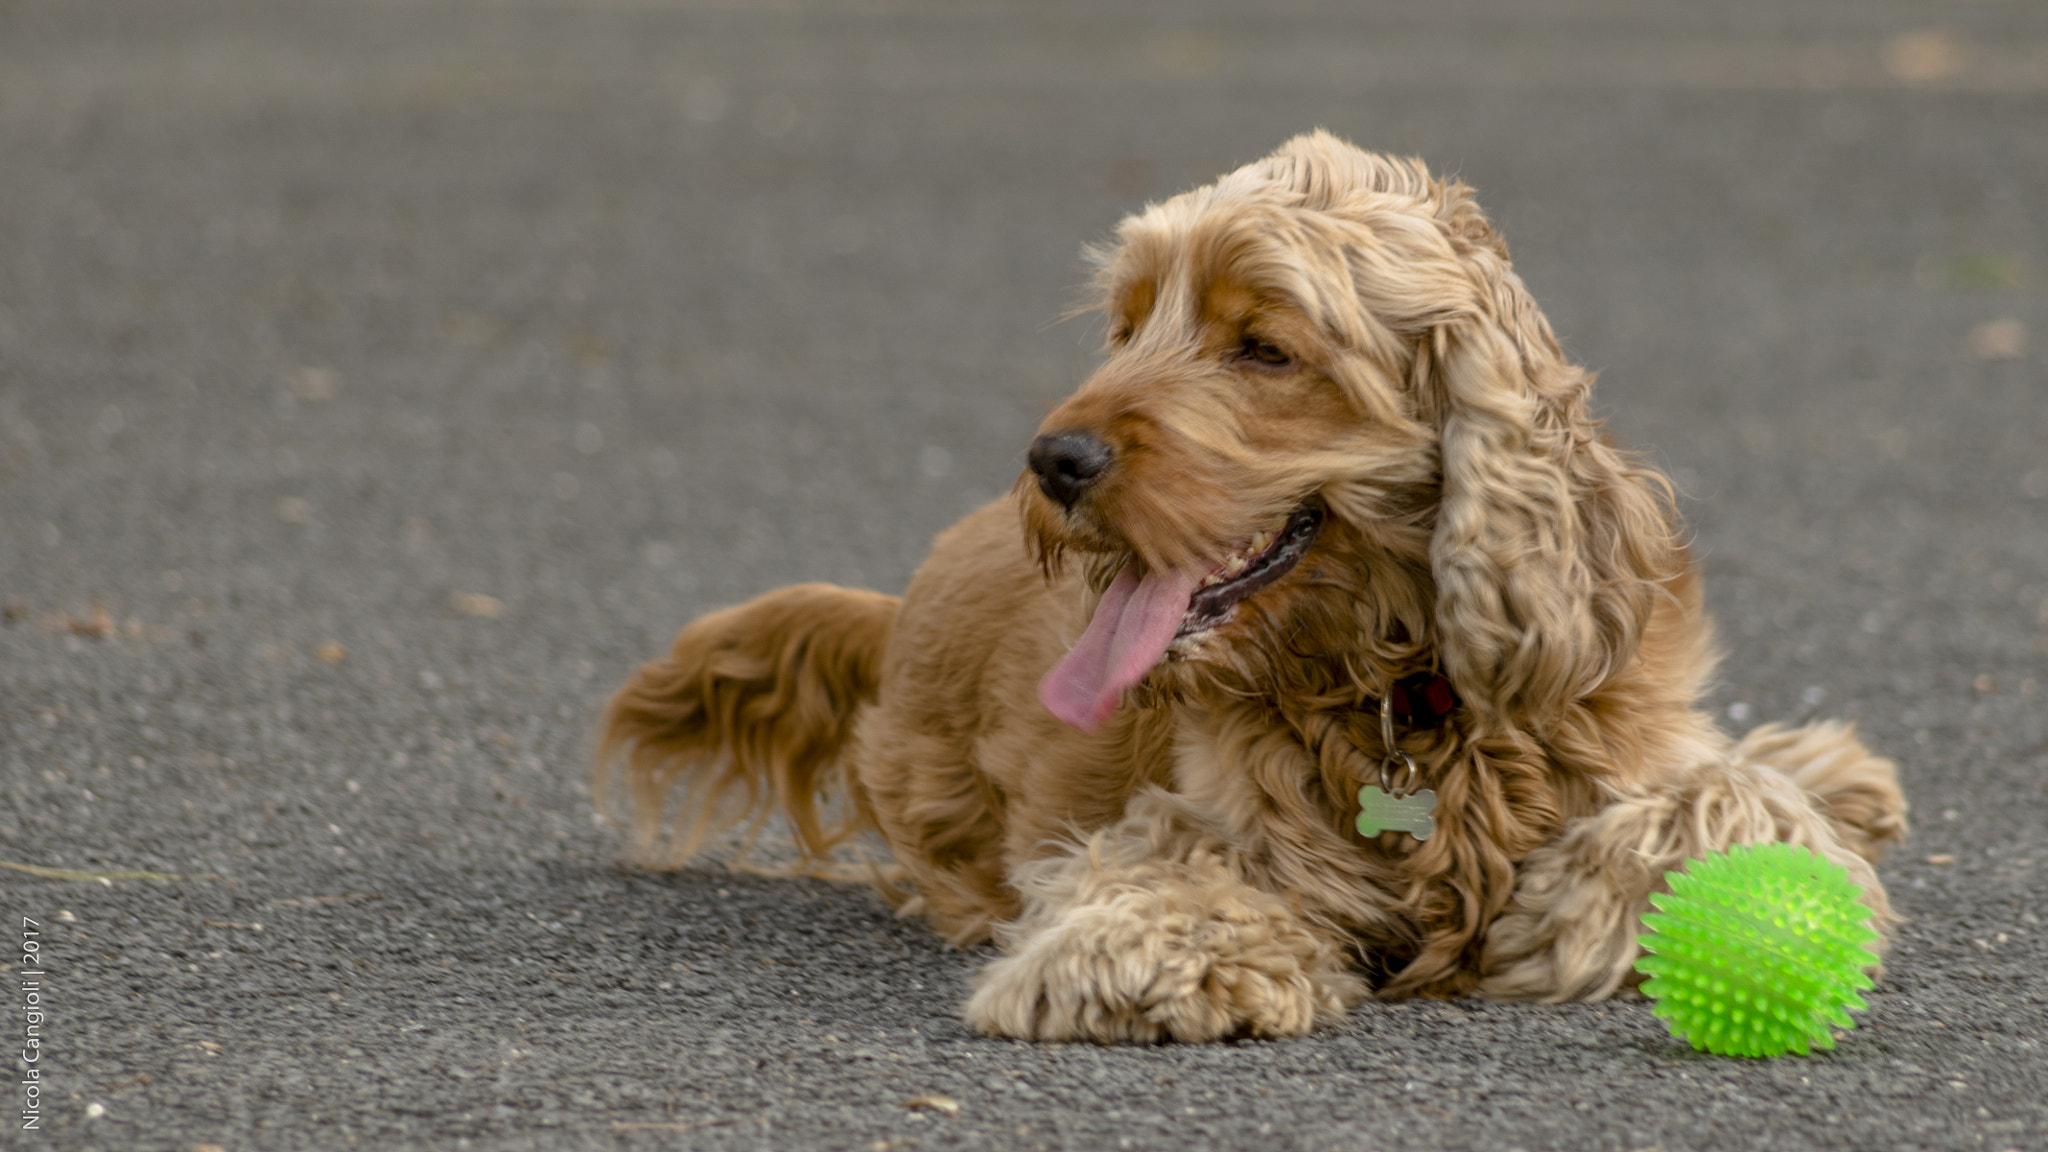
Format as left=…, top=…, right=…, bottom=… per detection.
left=1027, top=431, right=1114, bottom=509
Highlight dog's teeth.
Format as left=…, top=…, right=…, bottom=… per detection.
left=1199, top=573, right=1223, bottom=589
left=1248, top=530, right=1273, bottom=554
left=1221, top=556, right=1247, bottom=578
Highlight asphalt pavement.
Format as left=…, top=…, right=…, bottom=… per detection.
left=2, top=2, right=2046, bottom=1149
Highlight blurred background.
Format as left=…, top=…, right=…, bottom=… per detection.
left=1, top=2, right=2044, bottom=1150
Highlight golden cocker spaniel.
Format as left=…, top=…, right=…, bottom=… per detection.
left=598, top=132, right=1906, bottom=1042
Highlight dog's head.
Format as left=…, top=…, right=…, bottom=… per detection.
left=1022, top=131, right=1682, bottom=733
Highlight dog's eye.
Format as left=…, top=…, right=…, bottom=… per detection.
left=1240, top=337, right=1291, bottom=367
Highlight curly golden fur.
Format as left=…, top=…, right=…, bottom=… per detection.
left=597, top=133, right=1907, bottom=1042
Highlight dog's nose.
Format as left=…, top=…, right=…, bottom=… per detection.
left=1028, top=431, right=1114, bottom=509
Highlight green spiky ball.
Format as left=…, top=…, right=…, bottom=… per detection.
left=1634, top=842, right=1878, bottom=1057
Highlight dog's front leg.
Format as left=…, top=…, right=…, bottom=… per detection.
left=1475, top=751, right=1896, bottom=1004
left=964, top=792, right=1365, bottom=1043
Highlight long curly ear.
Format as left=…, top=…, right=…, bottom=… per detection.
left=1427, top=269, right=1681, bottom=728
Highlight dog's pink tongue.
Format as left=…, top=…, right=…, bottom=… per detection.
left=1039, top=561, right=1197, bottom=732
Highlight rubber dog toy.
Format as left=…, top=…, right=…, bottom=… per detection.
left=1634, top=842, right=1878, bottom=1057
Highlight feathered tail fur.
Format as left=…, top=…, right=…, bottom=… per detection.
left=596, top=583, right=899, bottom=870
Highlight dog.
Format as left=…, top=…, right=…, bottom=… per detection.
left=597, top=132, right=1907, bottom=1043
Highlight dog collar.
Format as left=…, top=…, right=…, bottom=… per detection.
left=1385, top=671, right=1458, bottom=729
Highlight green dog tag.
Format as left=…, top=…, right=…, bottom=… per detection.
left=1355, top=785, right=1436, bottom=841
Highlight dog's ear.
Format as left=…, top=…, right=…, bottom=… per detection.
left=1426, top=266, right=1681, bottom=729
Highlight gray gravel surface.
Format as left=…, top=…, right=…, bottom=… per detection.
left=3, top=2, right=2046, bottom=1150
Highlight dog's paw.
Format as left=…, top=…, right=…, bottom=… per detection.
left=963, top=869, right=1362, bottom=1043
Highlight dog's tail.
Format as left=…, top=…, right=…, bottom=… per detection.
left=596, top=583, right=900, bottom=871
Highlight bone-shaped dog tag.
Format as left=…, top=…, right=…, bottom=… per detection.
left=1355, top=785, right=1436, bottom=841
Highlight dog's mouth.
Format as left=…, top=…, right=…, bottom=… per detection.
left=1177, top=503, right=1325, bottom=639
left=1039, top=502, right=1325, bottom=731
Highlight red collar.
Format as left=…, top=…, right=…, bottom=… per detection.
left=1386, top=671, right=1458, bottom=729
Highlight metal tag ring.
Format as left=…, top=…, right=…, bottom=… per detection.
left=1378, top=694, right=1419, bottom=797
left=1381, top=750, right=1420, bottom=798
